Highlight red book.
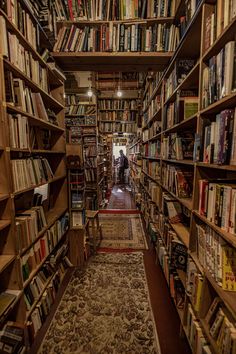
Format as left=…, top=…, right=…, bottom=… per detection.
left=198, top=179, right=209, bottom=216
left=68, top=0, right=74, bottom=20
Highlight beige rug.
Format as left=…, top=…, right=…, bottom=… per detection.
left=99, top=213, right=148, bottom=250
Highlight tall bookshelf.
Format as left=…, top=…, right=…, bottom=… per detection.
left=139, top=1, right=236, bottom=353
left=0, top=3, right=69, bottom=351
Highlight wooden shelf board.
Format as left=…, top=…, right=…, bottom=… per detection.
left=58, top=17, right=175, bottom=25
left=129, top=139, right=142, bottom=150
left=0, top=255, right=15, bottom=274
left=129, top=160, right=142, bottom=167
left=0, top=290, right=23, bottom=325
left=142, top=156, right=161, bottom=160
left=4, top=60, right=64, bottom=111
left=23, top=230, right=68, bottom=289
left=142, top=170, right=159, bottom=184
left=20, top=206, right=68, bottom=257
left=176, top=269, right=186, bottom=288
left=0, top=220, right=11, bottom=231
left=193, top=210, right=236, bottom=248
left=189, top=252, right=204, bottom=274
left=200, top=319, right=219, bottom=354
left=196, top=162, right=236, bottom=171
left=52, top=52, right=173, bottom=71
left=142, top=108, right=162, bottom=130
left=162, top=159, right=194, bottom=166
left=10, top=148, right=65, bottom=154
left=160, top=184, right=193, bottom=210
left=171, top=223, right=190, bottom=248
left=13, top=174, right=66, bottom=196
left=0, top=194, right=9, bottom=202
left=142, top=132, right=162, bottom=142
left=202, top=17, right=236, bottom=62
left=163, top=113, right=198, bottom=134
left=6, top=104, right=65, bottom=132
left=98, top=109, right=138, bottom=111
left=200, top=92, right=236, bottom=115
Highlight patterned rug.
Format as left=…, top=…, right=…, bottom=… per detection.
left=38, top=253, right=161, bottom=354
left=107, top=185, right=136, bottom=209
left=99, top=212, right=148, bottom=250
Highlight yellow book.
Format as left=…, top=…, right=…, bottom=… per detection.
left=222, top=246, right=236, bottom=291
left=194, top=274, right=204, bottom=312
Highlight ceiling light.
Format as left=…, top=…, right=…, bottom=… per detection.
left=87, top=89, right=93, bottom=97
left=117, top=90, right=122, bottom=97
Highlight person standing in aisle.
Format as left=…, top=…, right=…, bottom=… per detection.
left=118, top=149, right=128, bottom=184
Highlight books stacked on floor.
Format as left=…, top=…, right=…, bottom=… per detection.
left=11, top=157, right=54, bottom=192
left=54, top=0, right=176, bottom=21
left=54, top=23, right=179, bottom=52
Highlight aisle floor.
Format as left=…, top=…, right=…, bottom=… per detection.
left=31, top=184, right=191, bottom=354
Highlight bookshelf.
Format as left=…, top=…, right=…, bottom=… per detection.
left=0, top=3, right=69, bottom=351
left=138, top=1, right=236, bottom=353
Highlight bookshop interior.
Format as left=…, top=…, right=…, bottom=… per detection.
left=1, top=0, right=236, bottom=353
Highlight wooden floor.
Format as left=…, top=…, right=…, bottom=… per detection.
left=106, top=184, right=136, bottom=209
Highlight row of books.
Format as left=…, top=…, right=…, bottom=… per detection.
left=143, top=140, right=161, bottom=158
left=65, top=94, right=96, bottom=105
left=206, top=298, right=236, bottom=353
left=143, top=95, right=161, bottom=120
left=65, top=104, right=96, bottom=115
left=142, top=120, right=161, bottom=141
left=195, top=223, right=236, bottom=291
left=85, top=157, right=97, bottom=168
left=11, top=157, right=54, bottom=193
left=71, top=210, right=86, bottom=227
left=54, top=23, right=179, bottom=52
left=9, top=113, right=29, bottom=149
left=85, top=169, right=97, bottom=182
left=204, top=1, right=236, bottom=52
left=0, top=321, right=25, bottom=354
left=186, top=257, right=204, bottom=312
left=162, top=132, right=194, bottom=160
left=164, top=59, right=196, bottom=100
left=203, top=109, right=236, bottom=165
left=162, top=164, right=193, bottom=199
left=54, top=0, right=175, bottom=21
left=99, top=111, right=137, bottom=121
left=143, top=160, right=161, bottom=180
left=163, top=93, right=198, bottom=130
left=141, top=175, right=161, bottom=206
left=143, top=71, right=163, bottom=107
left=21, top=213, right=69, bottom=282
left=98, top=99, right=137, bottom=110
left=67, top=127, right=82, bottom=144
left=0, top=2, right=39, bottom=51
left=99, top=121, right=136, bottom=133
left=5, top=73, right=57, bottom=125
left=198, top=179, right=236, bottom=233
left=202, top=40, right=236, bottom=109
left=71, top=190, right=84, bottom=209
left=28, top=254, right=70, bottom=338
left=186, top=303, right=212, bottom=354
left=4, top=30, right=48, bottom=92
left=15, top=206, right=47, bottom=253
left=66, top=115, right=96, bottom=126
left=70, top=171, right=84, bottom=187
left=83, top=145, right=97, bottom=156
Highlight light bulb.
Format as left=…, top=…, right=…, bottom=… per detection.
left=87, top=89, right=93, bottom=97
left=117, top=90, right=122, bottom=97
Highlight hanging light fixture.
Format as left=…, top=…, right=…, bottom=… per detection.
left=116, top=72, right=122, bottom=97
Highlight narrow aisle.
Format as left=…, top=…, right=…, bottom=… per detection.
left=31, top=186, right=191, bottom=354
left=106, top=184, right=136, bottom=210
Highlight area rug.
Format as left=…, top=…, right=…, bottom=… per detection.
left=38, top=253, right=161, bottom=354
left=99, top=212, right=148, bottom=250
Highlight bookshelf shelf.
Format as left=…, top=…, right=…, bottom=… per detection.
left=10, top=149, right=65, bottom=154
left=0, top=220, right=11, bottom=231
left=193, top=211, right=236, bottom=249
left=52, top=52, right=174, bottom=71
left=6, top=104, right=65, bottom=132
left=163, top=113, right=198, bottom=134
left=4, top=60, right=64, bottom=111
left=142, top=156, right=161, bottom=160
left=200, top=92, right=236, bottom=115
left=202, top=17, right=236, bottom=62
left=142, top=109, right=162, bottom=130
left=58, top=17, right=175, bottom=25
left=23, top=230, right=68, bottom=289
left=0, top=255, right=16, bottom=274
left=0, top=291, right=23, bottom=327
left=161, top=183, right=193, bottom=210
left=13, top=174, right=67, bottom=196
left=170, top=223, right=190, bottom=248
left=142, top=170, right=159, bottom=184
left=162, top=159, right=194, bottom=166
left=0, top=194, right=9, bottom=202
left=98, top=109, right=138, bottom=111
left=196, top=162, right=236, bottom=171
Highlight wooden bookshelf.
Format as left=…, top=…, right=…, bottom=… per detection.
left=138, top=1, right=236, bottom=352
left=0, top=4, right=69, bottom=350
